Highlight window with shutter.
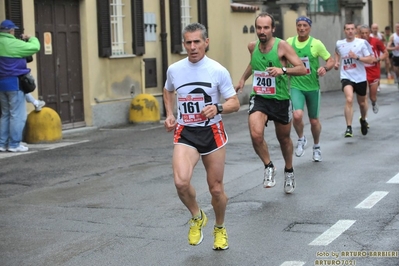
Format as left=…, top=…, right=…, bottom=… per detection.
left=97, top=0, right=145, bottom=58
left=198, top=0, right=208, bottom=51
left=169, top=0, right=182, bottom=54
left=197, top=0, right=207, bottom=30
left=170, top=0, right=207, bottom=54
left=5, top=0, right=23, bottom=38
left=109, top=0, right=126, bottom=56
left=97, top=0, right=112, bottom=57
left=132, top=0, right=145, bottom=55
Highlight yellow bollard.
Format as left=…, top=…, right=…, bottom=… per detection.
left=24, top=107, right=62, bottom=143
left=129, top=94, right=160, bottom=123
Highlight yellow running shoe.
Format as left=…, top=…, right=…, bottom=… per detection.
left=188, top=209, right=208, bottom=245
left=213, top=227, right=229, bottom=250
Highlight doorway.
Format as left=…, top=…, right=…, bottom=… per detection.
left=35, top=0, right=85, bottom=129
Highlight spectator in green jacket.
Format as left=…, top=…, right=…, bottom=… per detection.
left=0, top=19, right=40, bottom=152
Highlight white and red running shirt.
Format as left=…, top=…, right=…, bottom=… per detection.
left=164, top=56, right=236, bottom=127
left=335, top=38, right=372, bottom=82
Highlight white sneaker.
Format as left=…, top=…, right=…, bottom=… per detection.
left=263, top=166, right=276, bottom=188
left=8, top=145, right=29, bottom=152
left=295, top=136, right=307, bottom=157
left=284, top=171, right=295, bottom=194
left=0, top=147, right=7, bottom=152
left=35, top=100, right=46, bottom=112
left=372, top=102, right=379, bottom=114
left=312, top=147, right=322, bottom=162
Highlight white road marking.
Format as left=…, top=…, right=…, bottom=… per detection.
left=31, top=140, right=90, bottom=150
left=0, top=140, right=90, bottom=159
left=309, top=220, right=356, bottom=246
left=355, top=191, right=389, bottom=209
left=280, top=261, right=306, bottom=266
left=387, top=173, right=399, bottom=184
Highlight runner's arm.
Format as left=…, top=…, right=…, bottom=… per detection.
left=163, top=88, right=177, bottom=132
left=201, top=95, right=240, bottom=118
left=354, top=42, right=375, bottom=64
left=334, top=50, right=341, bottom=70
left=316, top=41, right=335, bottom=75
left=318, top=57, right=335, bottom=76
left=219, top=95, right=240, bottom=115
left=386, top=35, right=397, bottom=51
left=280, top=41, right=307, bottom=76
left=376, top=39, right=388, bottom=62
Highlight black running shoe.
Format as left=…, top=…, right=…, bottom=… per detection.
left=359, top=116, right=369, bottom=128
left=359, top=118, right=368, bottom=135
left=345, top=128, right=353, bottom=138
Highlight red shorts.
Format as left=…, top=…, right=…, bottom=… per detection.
left=173, top=121, right=228, bottom=155
left=365, top=66, right=380, bottom=84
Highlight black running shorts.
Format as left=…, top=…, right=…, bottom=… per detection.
left=173, top=121, right=228, bottom=155
left=392, top=56, right=399, bottom=67
left=341, top=79, right=367, bottom=96
left=248, top=95, right=292, bottom=126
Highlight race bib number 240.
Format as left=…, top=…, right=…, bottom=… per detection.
left=253, top=70, right=276, bottom=95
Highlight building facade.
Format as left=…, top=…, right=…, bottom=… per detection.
left=0, top=0, right=260, bottom=128
left=1, top=0, right=398, bottom=129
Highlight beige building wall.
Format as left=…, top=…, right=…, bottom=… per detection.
left=229, top=10, right=259, bottom=103
left=281, top=10, right=299, bottom=40
left=229, top=12, right=258, bottom=81
left=81, top=1, right=143, bottom=126
left=11, top=1, right=361, bottom=126
left=143, top=1, right=163, bottom=96
left=207, top=0, right=232, bottom=72
left=371, top=0, right=399, bottom=29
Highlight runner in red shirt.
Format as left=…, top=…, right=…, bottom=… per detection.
left=359, top=24, right=388, bottom=114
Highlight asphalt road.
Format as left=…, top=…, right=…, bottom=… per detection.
left=1, top=83, right=399, bottom=266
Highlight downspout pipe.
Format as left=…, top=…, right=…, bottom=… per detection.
left=160, top=0, right=168, bottom=117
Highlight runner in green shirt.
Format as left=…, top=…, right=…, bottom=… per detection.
left=286, top=16, right=335, bottom=162
left=235, top=12, right=306, bottom=194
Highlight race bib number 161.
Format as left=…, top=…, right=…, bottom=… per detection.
left=178, top=93, right=207, bottom=124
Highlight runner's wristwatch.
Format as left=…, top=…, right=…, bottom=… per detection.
left=215, top=103, right=223, bottom=114
left=282, top=67, right=287, bottom=75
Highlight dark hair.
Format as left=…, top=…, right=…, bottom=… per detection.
left=255, top=12, right=275, bottom=28
left=344, top=22, right=355, bottom=29
left=182, top=23, right=208, bottom=41
left=385, top=26, right=391, bottom=30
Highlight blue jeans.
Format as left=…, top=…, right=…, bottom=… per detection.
left=0, top=90, right=27, bottom=149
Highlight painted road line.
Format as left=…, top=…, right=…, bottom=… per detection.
left=309, top=220, right=356, bottom=246
left=280, top=261, right=305, bottom=266
left=0, top=150, right=37, bottom=159
left=0, top=140, right=90, bottom=160
left=32, top=140, right=90, bottom=150
left=355, top=191, right=389, bottom=209
left=387, top=173, right=399, bottom=184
